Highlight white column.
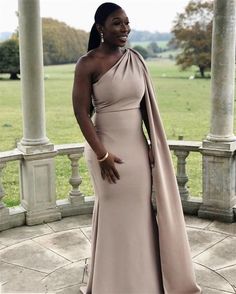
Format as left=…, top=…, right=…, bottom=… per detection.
left=199, top=0, right=236, bottom=222
left=18, top=0, right=49, bottom=148
left=17, top=0, right=61, bottom=225
left=207, top=0, right=236, bottom=142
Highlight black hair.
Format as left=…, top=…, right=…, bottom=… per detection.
left=87, top=2, right=122, bottom=52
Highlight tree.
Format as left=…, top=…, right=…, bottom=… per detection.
left=170, top=0, right=213, bottom=77
left=42, top=18, right=88, bottom=65
left=132, top=45, right=149, bottom=59
left=0, top=19, right=89, bottom=79
left=0, top=38, right=20, bottom=79
left=147, top=42, right=159, bottom=53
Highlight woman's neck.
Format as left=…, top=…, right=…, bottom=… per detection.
left=99, top=43, right=124, bottom=55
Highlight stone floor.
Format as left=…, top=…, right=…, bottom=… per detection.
left=0, top=214, right=236, bottom=294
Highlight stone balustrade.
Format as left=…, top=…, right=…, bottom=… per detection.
left=169, top=140, right=202, bottom=215
left=0, top=144, right=94, bottom=232
left=0, top=140, right=214, bottom=232
left=2, top=0, right=235, bottom=236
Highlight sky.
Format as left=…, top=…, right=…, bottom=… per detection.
left=0, top=0, right=190, bottom=34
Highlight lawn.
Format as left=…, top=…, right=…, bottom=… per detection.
left=0, top=58, right=234, bottom=206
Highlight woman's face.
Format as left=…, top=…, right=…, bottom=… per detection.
left=102, top=9, right=131, bottom=47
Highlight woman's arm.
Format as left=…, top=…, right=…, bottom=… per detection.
left=72, top=57, right=107, bottom=159
left=72, top=56, right=123, bottom=183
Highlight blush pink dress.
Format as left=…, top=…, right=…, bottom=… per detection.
left=80, top=48, right=202, bottom=294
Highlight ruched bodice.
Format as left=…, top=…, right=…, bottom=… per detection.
left=92, top=49, right=145, bottom=113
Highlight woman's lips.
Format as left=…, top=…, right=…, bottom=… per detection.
left=118, top=36, right=128, bottom=42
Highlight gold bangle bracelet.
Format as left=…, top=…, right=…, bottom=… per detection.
left=98, top=152, right=109, bottom=162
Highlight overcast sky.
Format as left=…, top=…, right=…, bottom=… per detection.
left=0, top=0, right=190, bottom=33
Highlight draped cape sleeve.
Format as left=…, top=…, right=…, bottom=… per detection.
left=130, top=48, right=202, bottom=294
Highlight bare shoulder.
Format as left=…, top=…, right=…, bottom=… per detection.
left=75, top=49, right=99, bottom=76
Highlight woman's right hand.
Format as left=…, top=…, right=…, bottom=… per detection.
left=99, top=153, right=123, bottom=183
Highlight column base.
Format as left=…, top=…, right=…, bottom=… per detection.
left=202, top=139, right=236, bottom=152
left=206, top=134, right=236, bottom=142
left=26, top=207, right=61, bottom=226
left=200, top=140, right=236, bottom=223
left=198, top=204, right=235, bottom=223
left=17, top=142, right=54, bottom=155
left=20, top=136, right=50, bottom=146
left=19, top=148, right=60, bottom=226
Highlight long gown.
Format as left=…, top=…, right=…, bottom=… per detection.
left=81, top=48, right=202, bottom=294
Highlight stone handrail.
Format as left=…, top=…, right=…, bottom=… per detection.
left=0, top=140, right=203, bottom=231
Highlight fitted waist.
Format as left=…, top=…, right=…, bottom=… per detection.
left=92, top=108, right=143, bottom=133
left=94, top=106, right=140, bottom=114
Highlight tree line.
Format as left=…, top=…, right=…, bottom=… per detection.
left=0, top=18, right=88, bottom=79
left=0, top=0, right=214, bottom=79
left=43, top=18, right=88, bottom=65
left=132, top=0, right=213, bottom=77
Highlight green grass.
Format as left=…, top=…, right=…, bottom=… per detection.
left=147, top=59, right=212, bottom=140
left=1, top=59, right=235, bottom=206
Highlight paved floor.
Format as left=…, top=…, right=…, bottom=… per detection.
left=0, top=214, right=236, bottom=294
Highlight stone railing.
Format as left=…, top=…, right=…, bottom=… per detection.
left=169, top=139, right=202, bottom=214
left=0, top=140, right=205, bottom=232
left=0, top=144, right=94, bottom=232
left=55, top=144, right=94, bottom=217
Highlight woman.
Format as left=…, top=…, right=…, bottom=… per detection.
left=72, top=2, right=202, bottom=294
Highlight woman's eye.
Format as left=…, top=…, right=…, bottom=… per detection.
left=112, top=21, right=130, bottom=27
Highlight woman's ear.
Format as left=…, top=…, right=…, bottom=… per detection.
left=96, top=24, right=103, bottom=34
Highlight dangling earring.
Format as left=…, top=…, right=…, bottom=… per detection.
left=100, top=32, right=104, bottom=43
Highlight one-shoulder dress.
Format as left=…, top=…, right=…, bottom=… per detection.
left=80, top=48, right=202, bottom=294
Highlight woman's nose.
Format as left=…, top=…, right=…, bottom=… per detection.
left=121, top=24, right=129, bottom=33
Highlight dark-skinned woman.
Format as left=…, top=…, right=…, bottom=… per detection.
left=72, top=2, right=202, bottom=294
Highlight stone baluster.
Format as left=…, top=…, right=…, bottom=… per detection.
left=0, top=162, right=6, bottom=209
left=68, top=153, right=84, bottom=204
left=0, top=162, right=11, bottom=231
left=174, top=150, right=190, bottom=200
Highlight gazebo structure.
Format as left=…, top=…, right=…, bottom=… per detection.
left=0, top=0, right=236, bottom=232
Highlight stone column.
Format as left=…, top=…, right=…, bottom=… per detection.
left=18, top=0, right=61, bottom=225
left=207, top=0, right=236, bottom=142
left=199, top=0, right=236, bottom=222
left=18, top=0, right=50, bottom=150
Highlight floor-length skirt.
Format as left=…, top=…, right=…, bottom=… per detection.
left=83, top=108, right=164, bottom=294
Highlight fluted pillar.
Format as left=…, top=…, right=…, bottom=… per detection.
left=18, top=0, right=49, bottom=149
left=199, top=0, right=236, bottom=222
